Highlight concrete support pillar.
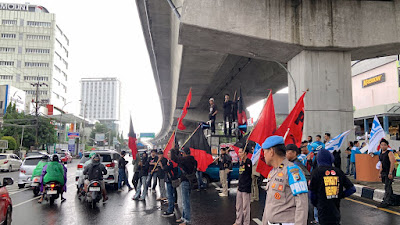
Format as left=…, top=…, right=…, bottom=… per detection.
left=288, top=50, right=354, bottom=142
left=383, top=116, right=389, bottom=134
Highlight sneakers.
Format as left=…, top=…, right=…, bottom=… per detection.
left=219, top=193, right=228, bottom=197
left=138, top=197, right=145, bottom=201
left=103, top=196, right=108, bottom=202
left=378, top=202, right=389, bottom=208
left=132, top=197, right=139, bottom=200
left=162, top=211, right=174, bottom=217
left=118, top=189, right=123, bottom=192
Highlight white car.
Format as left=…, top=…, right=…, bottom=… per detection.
left=18, top=155, right=49, bottom=188
left=75, top=150, right=121, bottom=190
left=0, top=154, right=22, bottom=172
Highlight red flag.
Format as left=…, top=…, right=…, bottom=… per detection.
left=184, top=128, right=214, bottom=172
left=249, top=91, right=276, bottom=145
left=177, top=89, right=192, bottom=130
left=275, top=92, right=306, bottom=147
left=128, top=116, right=138, bottom=160
left=163, top=131, right=178, bottom=167
left=257, top=149, right=273, bottom=178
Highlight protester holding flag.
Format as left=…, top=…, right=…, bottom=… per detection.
left=223, top=94, right=234, bottom=136
left=234, top=143, right=252, bottom=225
left=161, top=150, right=179, bottom=217
left=378, top=139, right=396, bottom=208
left=261, top=136, right=308, bottom=225
left=171, top=147, right=197, bottom=225
left=133, top=152, right=150, bottom=201
left=128, top=116, right=138, bottom=159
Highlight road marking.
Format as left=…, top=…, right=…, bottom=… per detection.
left=252, top=218, right=262, bottom=225
left=13, top=196, right=41, bottom=208
left=212, top=183, right=219, bottom=189
left=9, top=188, right=29, bottom=195
left=345, top=197, right=400, bottom=216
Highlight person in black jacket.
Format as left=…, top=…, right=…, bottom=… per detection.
left=309, top=149, right=355, bottom=225
left=223, top=94, right=233, bottom=136
left=217, top=147, right=232, bottom=197
left=133, top=152, right=150, bottom=201
left=117, top=151, right=133, bottom=191
left=161, top=150, right=179, bottom=217
left=156, top=151, right=167, bottom=201
left=171, top=147, right=197, bottom=225
left=83, top=154, right=108, bottom=201
left=234, top=144, right=252, bottom=225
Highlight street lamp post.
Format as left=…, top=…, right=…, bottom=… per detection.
left=58, top=101, right=72, bottom=150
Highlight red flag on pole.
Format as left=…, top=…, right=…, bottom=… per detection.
left=274, top=92, right=306, bottom=147
left=184, top=128, right=214, bottom=172
left=177, top=88, right=192, bottom=130
left=249, top=91, right=276, bottom=144
left=128, top=116, right=138, bottom=160
left=248, top=91, right=275, bottom=178
left=163, top=131, right=178, bottom=167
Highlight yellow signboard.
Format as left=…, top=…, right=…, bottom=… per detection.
left=362, top=73, right=385, bottom=88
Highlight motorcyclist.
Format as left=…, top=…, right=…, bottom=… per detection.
left=83, top=154, right=108, bottom=202
left=38, top=154, right=67, bottom=203
left=77, top=152, right=96, bottom=196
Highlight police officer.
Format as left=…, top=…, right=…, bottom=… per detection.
left=261, top=136, right=308, bottom=225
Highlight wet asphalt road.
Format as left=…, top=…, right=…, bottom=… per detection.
left=2, top=158, right=399, bottom=225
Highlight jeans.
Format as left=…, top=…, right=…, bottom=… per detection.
left=134, top=176, right=148, bottom=199
left=118, top=169, right=131, bottom=189
left=350, top=162, right=356, bottom=175
left=346, top=158, right=351, bottom=174
left=132, top=172, right=140, bottom=190
left=166, top=182, right=175, bottom=213
left=181, top=181, right=191, bottom=223
left=146, top=172, right=158, bottom=189
left=158, top=177, right=166, bottom=198
left=223, top=114, right=232, bottom=135
left=196, top=171, right=205, bottom=189
left=382, top=174, right=393, bottom=205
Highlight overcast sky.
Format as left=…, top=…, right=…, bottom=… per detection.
left=9, top=0, right=163, bottom=137
left=6, top=0, right=289, bottom=138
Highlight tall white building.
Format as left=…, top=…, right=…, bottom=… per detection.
left=0, top=3, right=69, bottom=112
left=80, top=78, right=121, bottom=128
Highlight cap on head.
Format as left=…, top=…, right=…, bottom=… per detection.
left=262, top=136, right=285, bottom=149
left=286, top=144, right=300, bottom=155
left=209, top=98, right=214, bottom=102
left=121, top=150, right=126, bottom=155
left=308, top=142, right=324, bottom=153
left=182, top=147, right=191, bottom=155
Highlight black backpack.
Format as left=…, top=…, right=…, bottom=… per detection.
left=88, top=164, right=103, bottom=180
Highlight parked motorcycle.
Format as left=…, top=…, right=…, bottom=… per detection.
left=31, top=176, right=40, bottom=196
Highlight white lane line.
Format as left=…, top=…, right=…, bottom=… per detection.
left=252, top=218, right=262, bottom=225
left=212, top=183, right=219, bottom=189
left=13, top=196, right=41, bottom=207
left=9, top=188, right=29, bottom=195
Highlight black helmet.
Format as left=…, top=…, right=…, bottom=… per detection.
left=52, top=154, right=59, bottom=162
left=92, top=154, right=100, bottom=164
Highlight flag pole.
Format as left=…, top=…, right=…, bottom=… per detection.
left=181, top=124, right=201, bottom=148
left=244, top=89, right=273, bottom=151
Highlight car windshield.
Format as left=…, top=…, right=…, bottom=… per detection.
left=80, top=153, right=112, bottom=163
left=24, top=158, right=43, bottom=166
left=0, top=155, right=6, bottom=160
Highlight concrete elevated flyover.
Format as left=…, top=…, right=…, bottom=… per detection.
left=136, top=0, right=400, bottom=145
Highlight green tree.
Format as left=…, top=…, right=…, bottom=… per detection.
left=1, top=136, right=17, bottom=150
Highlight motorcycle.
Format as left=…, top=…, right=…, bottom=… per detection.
left=44, top=181, right=62, bottom=205
left=31, top=176, right=40, bottom=196
left=85, top=180, right=102, bottom=208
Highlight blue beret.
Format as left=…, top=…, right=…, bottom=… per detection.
left=262, top=136, right=285, bottom=149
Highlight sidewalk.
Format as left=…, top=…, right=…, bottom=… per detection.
left=349, top=176, right=400, bottom=204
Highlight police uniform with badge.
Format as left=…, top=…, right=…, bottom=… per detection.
left=261, top=136, right=308, bottom=225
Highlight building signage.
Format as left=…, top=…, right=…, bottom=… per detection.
left=362, top=73, right=385, bottom=88
left=68, top=132, right=80, bottom=138
left=0, top=3, right=29, bottom=11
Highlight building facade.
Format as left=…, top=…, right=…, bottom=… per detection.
left=80, top=78, right=121, bottom=130
left=352, top=55, right=400, bottom=142
left=0, top=3, right=69, bottom=112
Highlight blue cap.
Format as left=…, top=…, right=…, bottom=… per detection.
left=308, top=141, right=325, bottom=153
left=262, top=136, right=285, bottom=149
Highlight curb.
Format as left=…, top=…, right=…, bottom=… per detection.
left=354, top=184, right=399, bottom=203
